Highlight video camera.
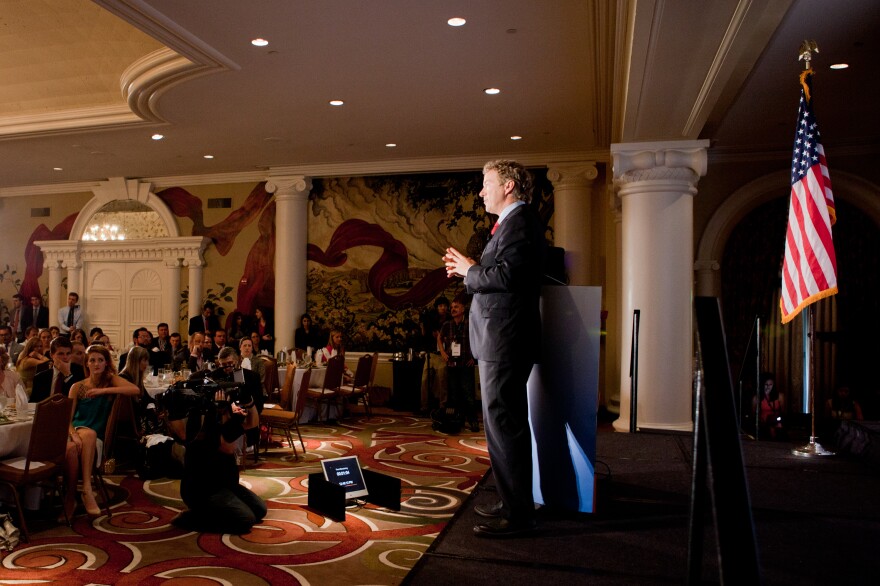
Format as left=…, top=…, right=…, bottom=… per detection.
left=157, top=376, right=252, bottom=422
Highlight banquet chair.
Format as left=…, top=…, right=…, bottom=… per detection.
left=262, top=368, right=311, bottom=459
left=0, top=394, right=71, bottom=541
left=305, top=355, right=345, bottom=423
left=256, top=355, right=279, bottom=402
left=88, top=396, right=125, bottom=519
left=102, top=394, right=140, bottom=471
left=337, top=354, right=373, bottom=419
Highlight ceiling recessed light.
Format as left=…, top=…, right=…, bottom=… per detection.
left=151, top=134, right=164, bottom=140
left=329, top=99, right=344, bottom=106
left=251, top=38, right=269, bottom=47
left=484, top=87, right=501, bottom=95
left=203, top=155, right=214, bottom=159
left=447, top=17, right=466, bottom=27
left=510, top=135, right=523, bottom=141
left=385, top=143, right=397, bottom=148
left=829, top=63, right=849, bottom=70
left=53, top=167, right=63, bottom=171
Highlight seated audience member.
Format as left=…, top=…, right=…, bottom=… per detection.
left=39, top=328, right=53, bottom=356
left=119, top=346, right=162, bottom=436
left=228, top=312, right=250, bottom=346
left=250, top=331, right=263, bottom=355
left=71, top=340, right=86, bottom=368
left=210, top=347, right=264, bottom=457
left=58, top=292, right=86, bottom=335
left=753, top=372, right=785, bottom=440
left=189, top=302, right=221, bottom=336
left=69, top=328, right=87, bottom=344
left=15, top=337, right=49, bottom=394
left=24, top=326, right=40, bottom=341
left=212, top=328, right=229, bottom=356
left=239, top=337, right=266, bottom=386
left=169, top=333, right=189, bottom=371
left=89, top=327, right=104, bottom=343
left=294, top=313, right=323, bottom=356
left=30, top=336, right=86, bottom=403
left=175, top=377, right=265, bottom=534
left=150, top=322, right=173, bottom=368
left=826, top=386, right=864, bottom=422
left=315, top=328, right=345, bottom=366
left=187, top=332, right=209, bottom=372
left=0, top=325, right=24, bottom=366
left=0, top=346, right=23, bottom=399
left=119, top=327, right=153, bottom=373
left=64, top=344, right=139, bottom=518
left=253, top=307, right=274, bottom=356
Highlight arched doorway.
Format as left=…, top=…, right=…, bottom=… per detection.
left=36, top=178, right=208, bottom=347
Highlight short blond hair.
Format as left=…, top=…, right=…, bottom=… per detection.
left=483, top=159, right=534, bottom=203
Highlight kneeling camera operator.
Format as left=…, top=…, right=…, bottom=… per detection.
left=168, top=347, right=266, bottom=534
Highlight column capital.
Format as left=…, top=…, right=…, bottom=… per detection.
left=266, top=175, right=312, bottom=199
left=611, top=140, right=709, bottom=185
left=547, top=162, right=599, bottom=189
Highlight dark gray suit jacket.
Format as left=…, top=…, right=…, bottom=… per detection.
left=30, top=363, right=86, bottom=403
left=464, top=204, right=544, bottom=364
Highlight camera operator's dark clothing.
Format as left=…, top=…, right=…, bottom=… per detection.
left=178, top=402, right=266, bottom=534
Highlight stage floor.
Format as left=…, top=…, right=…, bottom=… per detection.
left=405, top=430, right=880, bottom=585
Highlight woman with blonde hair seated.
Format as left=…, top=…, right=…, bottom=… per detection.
left=64, top=344, right=138, bottom=517
left=15, top=337, right=49, bottom=394
left=0, top=346, right=23, bottom=400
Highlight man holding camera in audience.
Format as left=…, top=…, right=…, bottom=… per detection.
left=173, top=347, right=266, bottom=534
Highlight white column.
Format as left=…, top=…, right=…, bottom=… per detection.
left=611, top=140, right=709, bottom=432
left=547, top=162, right=599, bottom=285
left=187, top=260, right=204, bottom=321
left=606, top=186, right=623, bottom=413
left=66, top=262, right=82, bottom=299
left=694, top=259, right=721, bottom=297
left=266, top=175, right=312, bottom=352
left=46, top=259, right=62, bottom=325
left=165, top=259, right=182, bottom=329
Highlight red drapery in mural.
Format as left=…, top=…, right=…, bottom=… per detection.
left=19, top=213, right=79, bottom=299
left=308, top=219, right=450, bottom=310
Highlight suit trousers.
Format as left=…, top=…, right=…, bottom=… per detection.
left=479, top=359, right=535, bottom=522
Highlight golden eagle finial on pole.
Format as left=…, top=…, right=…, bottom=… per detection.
left=798, top=40, right=819, bottom=70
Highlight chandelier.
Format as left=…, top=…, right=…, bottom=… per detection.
left=83, top=224, right=125, bottom=241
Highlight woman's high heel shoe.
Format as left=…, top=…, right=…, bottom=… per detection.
left=82, top=491, right=101, bottom=516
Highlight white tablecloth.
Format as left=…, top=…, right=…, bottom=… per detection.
left=0, top=417, right=33, bottom=459
left=274, top=367, right=334, bottom=422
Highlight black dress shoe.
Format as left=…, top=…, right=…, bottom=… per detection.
left=473, top=517, right=537, bottom=538
left=474, top=502, right=503, bottom=518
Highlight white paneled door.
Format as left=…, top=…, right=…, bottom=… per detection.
left=85, top=262, right=165, bottom=348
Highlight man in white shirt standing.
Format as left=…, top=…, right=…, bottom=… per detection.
left=58, top=292, right=85, bottom=336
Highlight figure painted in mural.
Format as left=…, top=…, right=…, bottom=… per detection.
left=189, top=302, right=221, bottom=337
left=64, top=344, right=139, bottom=518
left=294, top=313, right=323, bottom=357
left=57, top=292, right=86, bottom=336
left=443, top=159, right=544, bottom=538
left=30, top=336, right=85, bottom=403
left=253, top=307, right=274, bottom=357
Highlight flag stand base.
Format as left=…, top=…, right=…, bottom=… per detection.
left=792, top=437, right=835, bottom=458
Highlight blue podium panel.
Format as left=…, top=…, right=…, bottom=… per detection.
left=527, top=286, right=601, bottom=513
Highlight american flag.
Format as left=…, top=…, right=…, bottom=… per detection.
left=780, top=69, right=837, bottom=324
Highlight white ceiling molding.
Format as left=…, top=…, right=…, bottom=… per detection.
left=0, top=104, right=145, bottom=139
left=121, top=48, right=212, bottom=124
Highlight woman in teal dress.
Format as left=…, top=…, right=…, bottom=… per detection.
left=63, top=344, right=138, bottom=518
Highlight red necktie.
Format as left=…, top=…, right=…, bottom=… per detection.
left=54, top=372, right=65, bottom=395
left=491, top=223, right=498, bottom=235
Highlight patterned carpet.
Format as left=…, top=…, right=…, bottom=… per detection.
left=0, top=414, right=489, bottom=585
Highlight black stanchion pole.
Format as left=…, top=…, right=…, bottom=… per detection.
left=629, top=309, right=640, bottom=433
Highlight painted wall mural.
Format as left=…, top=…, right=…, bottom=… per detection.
left=12, top=169, right=553, bottom=353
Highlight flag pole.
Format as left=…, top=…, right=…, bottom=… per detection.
left=791, top=40, right=834, bottom=457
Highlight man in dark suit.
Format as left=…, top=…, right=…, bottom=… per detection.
left=189, top=302, right=221, bottom=336
left=30, top=336, right=86, bottom=403
left=0, top=325, right=24, bottom=367
left=20, top=294, right=49, bottom=332
left=443, top=159, right=544, bottom=538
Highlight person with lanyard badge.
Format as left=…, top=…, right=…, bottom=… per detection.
left=439, top=298, right=479, bottom=432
